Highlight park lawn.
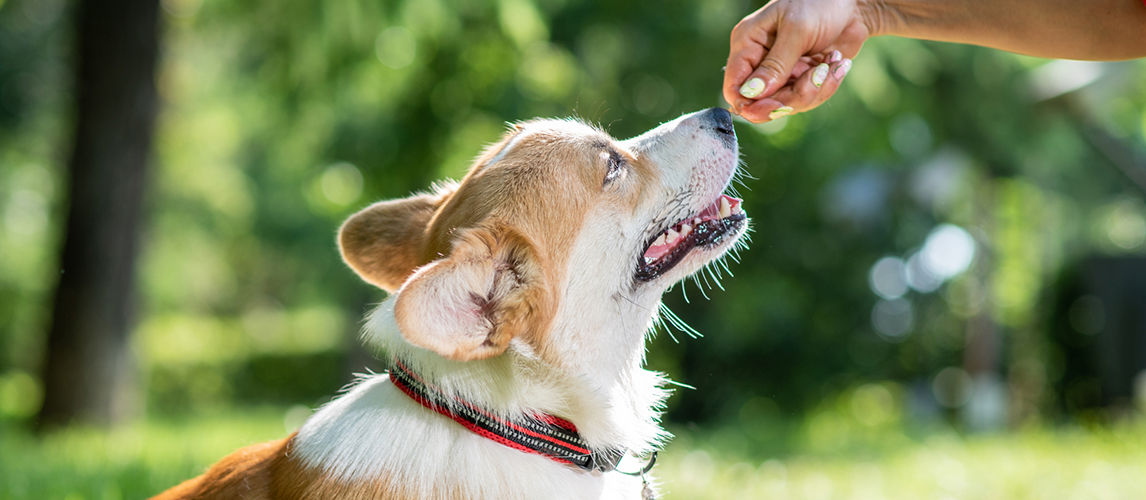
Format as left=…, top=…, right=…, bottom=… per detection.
left=2, top=410, right=1144, bottom=500
left=658, top=423, right=1146, bottom=500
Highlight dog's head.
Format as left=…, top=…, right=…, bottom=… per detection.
left=340, top=108, right=747, bottom=366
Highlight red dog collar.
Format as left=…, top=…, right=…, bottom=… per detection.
left=388, top=357, right=626, bottom=472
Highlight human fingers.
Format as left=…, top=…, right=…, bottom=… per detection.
left=737, top=52, right=852, bottom=123
left=723, top=10, right=774, bottom=109
left=789, top=56, right=820, bottom=81
left=783, top=52, right=851, bottom=111
left=797, top=56, right=852, bottom=110
left=732, top=55, right=818, bottom=112
left=733, top=97, right=787, bottom=125
left=724, top=43, right=766, bottom=111
left=814, top=57, right=852, bottom=107
left=735, top=15, right=814, bottom=102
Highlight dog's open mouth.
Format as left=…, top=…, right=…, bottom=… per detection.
left=635, top=194, right=746, bottom=281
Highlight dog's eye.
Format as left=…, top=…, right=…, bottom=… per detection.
left=602, top=151, right=625, bottom=186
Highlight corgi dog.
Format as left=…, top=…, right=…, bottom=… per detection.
left=155, top=107, right=747, bottom=500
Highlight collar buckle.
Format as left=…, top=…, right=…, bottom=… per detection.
left=589, top=448, right=626, bottom=472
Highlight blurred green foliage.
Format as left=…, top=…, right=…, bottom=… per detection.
left=1, top=0, right=1146, bottom=447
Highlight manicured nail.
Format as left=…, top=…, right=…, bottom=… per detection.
left=768, top=106, right=793, bottom=120
left=812, top=64, right=830, bottom=88
left=834, top=59, right=852, bottom=80
left=740, top=78, right=765, bottom=98
left=827, top=50, right=843, bottom=64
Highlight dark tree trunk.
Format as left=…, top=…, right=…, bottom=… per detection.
left=37, top=0, right=162, bottom=427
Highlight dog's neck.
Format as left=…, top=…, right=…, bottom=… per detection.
left=365, top=292, right=670, bottom=455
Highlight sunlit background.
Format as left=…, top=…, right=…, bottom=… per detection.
left=2, top=0, right=1146, bottom=498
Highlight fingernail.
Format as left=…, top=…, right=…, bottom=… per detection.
left=768, top=106, right=793, bottom=120
left=812, top=64, right=830, bottom=88
left=834, top=59, right=852, bottom=80
left=828, top=50, right=843, bottom=64
left=739, top=78, right=765, bottom=98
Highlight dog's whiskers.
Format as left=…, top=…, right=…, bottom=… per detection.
left=650, top=309, right=679, bottom=343
left=658, top=303, right=702, bottom=339
left=694, top=273, right=712, bottom=299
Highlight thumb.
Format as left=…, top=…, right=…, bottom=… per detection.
left=738, top=23, right=809, bottom=100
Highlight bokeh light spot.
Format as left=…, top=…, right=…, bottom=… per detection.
left=802, top=473, right=834, bottom=500
left=890, top=113, right=933, bottom=159
left=757, top=459, right=788, bottom=493
left=905, top=251, right=943, bottom=293
left=1105, top=201, right=1146, bottom=249
left=4, top=188, right=48, bottom=237
left=375, top=27, right=417, bottom=69
left=872, top=298, right=914, bottom=342
left=320, top=163, right=363, bottom=206
left=161, top=0, right=201, bottom=19
left=932, top=367, right=972, bottom=408
left=0, top=371, right=43, bottom=418
left=851, top=383, right=896, bottom=427
left=622, top=73, right=675, bottom=117
left=921, top=224, right=976, bottom=280
left=517, top=42, right=579, bottom=100
left=497, top=0, right=548, bottom=48
left=679, top=449, right=715, bottom=486
left=283, top=404, right=312, bottom=433
left=869, top=256, right=908, bottom=299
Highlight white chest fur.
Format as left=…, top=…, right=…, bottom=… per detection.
left=292, top=298, right=667, bottom=500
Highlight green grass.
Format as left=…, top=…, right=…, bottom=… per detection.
left=657, top=424, right=1146, bottom=500
left=0, top=410, right=289, bottom=500
left=2, top=410, right=1145, bottom=500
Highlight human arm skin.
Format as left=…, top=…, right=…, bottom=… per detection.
left=725, top=0, right=1146, bottom=123
left=872, top=0, right=1146, bottom=61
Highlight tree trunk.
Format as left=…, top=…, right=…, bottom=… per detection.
left=37, top=0, right=161, bottom=427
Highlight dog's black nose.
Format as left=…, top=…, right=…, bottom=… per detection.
left=703, top=107, right=735, bottom=136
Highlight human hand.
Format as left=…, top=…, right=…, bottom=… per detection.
left=724, top=0, right=877, bottom=123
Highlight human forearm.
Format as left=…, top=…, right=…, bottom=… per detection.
left=865, top=0, right=1146, bottom=60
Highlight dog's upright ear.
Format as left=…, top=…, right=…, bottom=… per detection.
left=392, top=225, right=554, bottom=361
left=339, top=186, right=456, bottom=292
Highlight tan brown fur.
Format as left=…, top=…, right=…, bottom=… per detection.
left=339, top=186, right=455, bottom=292
left=152, top=433, right=468, bottom=500
left=339, top=121, right=660, bottom=366
left=161, top=119, right=671, bottom=499
left=152, top=434, right=292, bottom=500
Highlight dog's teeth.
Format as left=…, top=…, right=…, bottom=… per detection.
left=731, top=201, right=742, bottom=214
left=681, top=223, right=692, bottom=235
left=693, top=218, right=702, bottom=225
left=666, top=229, right=679, bottom=243
left=653, top=234, right=666, bottom=246
left=719, top=198, right=732, bottom=218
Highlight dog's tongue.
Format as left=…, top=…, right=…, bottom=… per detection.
left=644, top=241, right=674, bottom=261
left=642, top=195, right=744, bottom=263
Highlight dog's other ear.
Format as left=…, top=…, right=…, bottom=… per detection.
left=339, top=186, right=456, bottom=292
left=393, top=226, right=553, bottom=361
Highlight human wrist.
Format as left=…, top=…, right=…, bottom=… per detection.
left=859, top=0, right=966, bottom=40
left=857, top=0, right=901, bottom=37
